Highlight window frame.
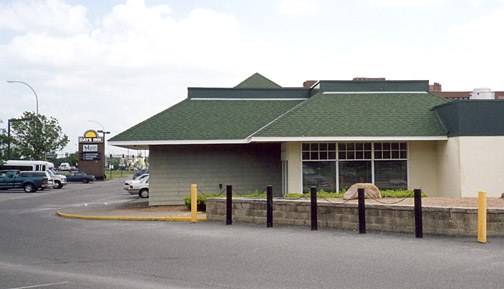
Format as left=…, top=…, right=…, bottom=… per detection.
left=301, top=142, right=409, bottom=192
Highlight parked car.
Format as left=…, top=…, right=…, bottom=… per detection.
left=127, top=176, right=149, bottom=198
left=123, top=174, right=148, bottom=192
left=0, top=170, right=49, bottom=192
left=65, top=172, right=95, bottom=183
left=132, top=169, right=149, bottom=180
left=58, top=163, right=71, bottom=171
left=47, top=169, right=67, bottom=189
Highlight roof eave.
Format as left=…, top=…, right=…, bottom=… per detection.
left=110, top=135, right=448, bottom=148
left=250, top=136, right=448, bottom=142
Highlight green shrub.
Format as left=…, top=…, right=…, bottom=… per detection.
left=380, top=190, right=428, bottom=198
left=184, top=189, right=428, bottom=211
left=285, top=189, right=427, bottom=199
left=184, top=194, right=217, bottom=211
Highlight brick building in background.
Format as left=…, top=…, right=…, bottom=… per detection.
left=429, top=81, right=504, bottom=100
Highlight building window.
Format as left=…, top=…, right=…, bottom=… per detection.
left=302, top=142, right=408, bottom=192
left=302, top=143, right=336, bottom=160
left=338, top=161, right=372, bottom=190
left=302, top=162, right=336, bottom=193
left=374, top=160, right=407, bottom=190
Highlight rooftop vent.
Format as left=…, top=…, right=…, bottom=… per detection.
left=470, top=88, right=495, bottom=100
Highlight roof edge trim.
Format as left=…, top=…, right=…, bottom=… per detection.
left=110, top=136, right=448, bottom=147
left=323, top=91, right=428, bottom=95
left=109, top=139, right=250, bottom=146
left=190, top=98, right=308, bottom=101
left=250, top=136, right=448, bottom=142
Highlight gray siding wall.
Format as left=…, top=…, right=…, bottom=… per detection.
left=149, top=143, right=282, bottom=206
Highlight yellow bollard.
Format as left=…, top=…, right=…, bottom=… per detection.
left=478, top=191, right=487, bottom=243
left=191, top=184, right=198, bottom=223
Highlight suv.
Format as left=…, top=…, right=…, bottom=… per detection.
left=47, top=169, right=67, bottom=189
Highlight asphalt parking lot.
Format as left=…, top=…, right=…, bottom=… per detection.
left=2, top=178, right=504, bottom=289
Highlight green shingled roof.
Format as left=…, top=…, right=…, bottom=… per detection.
left=110, top=74, right=451, bottom=145
left=109, top=99, right=303, bottom=142
left=234, top=73, right=282, bottom=89
left=255, top=92, right=449, bottom=137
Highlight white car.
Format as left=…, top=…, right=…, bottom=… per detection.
left=126, top=176, right=149, bottom=198
left=123, top=174, right=148, bottom=192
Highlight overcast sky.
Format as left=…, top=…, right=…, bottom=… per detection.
left=1, top=0, right=503, bottom=156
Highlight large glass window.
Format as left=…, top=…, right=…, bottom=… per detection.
left=301, top=142, right=408, bottom=192
left=338, top=161, right=372, bottom=190
left=374, top=160, right=407, bottom=190
left=302, top=162, right=336, bottom=193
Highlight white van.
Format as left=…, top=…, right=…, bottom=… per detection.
left=58, top=163, right=71, bottom=171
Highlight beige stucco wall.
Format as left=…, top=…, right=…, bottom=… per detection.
left=283, top=142, right=302, bottom=194
left=436, top=138, right=462, bottom=198
left=408, top=141, right=439, bottom=197
left=458, top=136, right=504, bottom=197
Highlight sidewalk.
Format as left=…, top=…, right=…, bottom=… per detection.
left=57, top=199, right=207, bottom=222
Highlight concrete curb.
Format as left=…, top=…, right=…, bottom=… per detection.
left=57, top=211, right=207, bottom=222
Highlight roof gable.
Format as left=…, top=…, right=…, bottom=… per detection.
left=234, top=73, right=282, bottom=89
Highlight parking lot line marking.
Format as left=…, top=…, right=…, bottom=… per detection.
left=9, top=281, right=70, bottom=289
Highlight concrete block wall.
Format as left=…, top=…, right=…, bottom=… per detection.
left=206, top=198, right=504, bottom=236
left=149, top=144, right=282, bottom=206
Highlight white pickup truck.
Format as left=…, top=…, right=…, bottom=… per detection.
left=47, top=169, right=67, bottom=189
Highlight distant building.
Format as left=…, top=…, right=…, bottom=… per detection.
left=429, top=81, right=504, bottom=100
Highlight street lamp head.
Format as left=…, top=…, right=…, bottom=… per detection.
left=6, top=80, right=39, bottom=116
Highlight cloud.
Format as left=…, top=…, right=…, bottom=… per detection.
left=0, top=0, right=270, bottom=154
left=0, top=0, right=90, bottom=35
left=370, top=0, right=445, bottom=8
left=277, top=0, right=319, bottom=14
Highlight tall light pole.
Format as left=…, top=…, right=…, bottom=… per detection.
left=88, top=119, right=110, bottom=155
left=7, top=81, right=39, bottom=116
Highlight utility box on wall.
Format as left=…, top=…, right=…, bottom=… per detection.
left=78, top=130, right=105, bottom=180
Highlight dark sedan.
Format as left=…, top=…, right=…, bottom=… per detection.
left=65, top=172, right=96, bottom=183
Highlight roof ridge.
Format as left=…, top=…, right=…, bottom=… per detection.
left=246, top=92, right=322, bottom=139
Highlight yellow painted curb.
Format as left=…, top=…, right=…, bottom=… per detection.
left=57, top=211, right=207, bottom=222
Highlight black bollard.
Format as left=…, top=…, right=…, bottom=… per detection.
left=311, top=186, right=317, bottom=231
left=414, top=189, right=423, bottom=238
left=226, top=185, right=232, bottom=225
left=267, top=185, right=273, bottom=228
left=358, top=188, right=366, bottom=234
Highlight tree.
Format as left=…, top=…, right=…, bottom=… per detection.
left=53, top=152, right=79, bottom=167
left=10, top=111, right=69, bottom=160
